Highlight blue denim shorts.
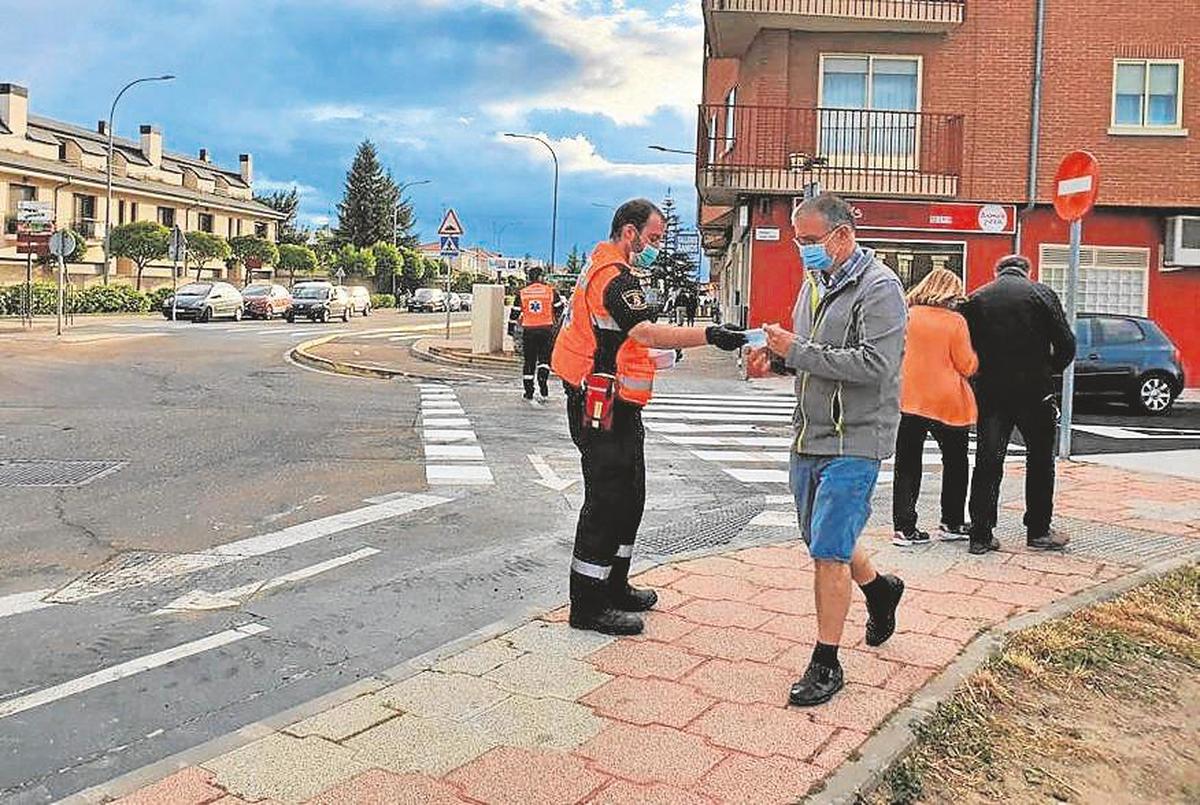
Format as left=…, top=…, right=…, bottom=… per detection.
left=789, top=454, right=882, bottom=563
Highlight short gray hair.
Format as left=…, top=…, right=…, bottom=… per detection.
left=792, top=192, right=855, bottom=230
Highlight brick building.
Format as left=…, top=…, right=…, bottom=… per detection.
left=697, top=0, right=1200, bottom=386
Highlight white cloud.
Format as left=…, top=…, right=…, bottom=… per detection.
left=499, top=131, right=692, bottom=184
left=254, top=177, right=322, bottom=198
left=304, top=104, right=367, bottom=123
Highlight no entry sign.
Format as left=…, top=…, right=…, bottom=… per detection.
left=1053, top=150, right=1100, bottom=222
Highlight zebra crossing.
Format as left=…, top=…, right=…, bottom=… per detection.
left=645, top=392, right=1025, bottom=491
left=418, top=383, right=494, bottom=486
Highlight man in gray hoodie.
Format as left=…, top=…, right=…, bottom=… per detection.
left=752, top=193, right=908, bottom=707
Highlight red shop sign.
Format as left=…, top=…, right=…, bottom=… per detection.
left=813, top=200, right=1018, bottom=235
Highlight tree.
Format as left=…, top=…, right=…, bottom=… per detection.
left=38, top=229, right=86, bottom=266
left=370, top=242, right=404, bottom=293
left=254, top=187, right=308, bottom=245
left=564, top=244, right=584, bottom=276
left=397, top=246, right=427, bottom=293
left=331, top=244, right=376, bottom=280
left=278, top=243, right=318, bottom=285
left=108, top=221, right=169, bottom=291
left=651, top=193, right=698, bottom=300
left=185, top=231, right=232, bottom=282
left=229, top=235, right=279, bottom=283
left=335, top=140, right=400, bottom=248
left=310, top=227, right=338, bottom=272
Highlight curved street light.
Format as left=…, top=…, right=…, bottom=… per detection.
left=103, top=74, right=175, bottom=285
left=504, top=132, right=558, bottom=271
left=648, top=144, right=697, bottom=156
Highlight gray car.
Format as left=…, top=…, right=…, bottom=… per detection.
left=163, top=281, right=244, bottom=322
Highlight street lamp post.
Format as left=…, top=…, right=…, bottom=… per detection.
left=393, top=179, right=430, bottom=299
left=103, top=74, right=174, bottom=285
left=647, top=145, right=697, bottom=156
left=504, top=133, right=558, bottom=272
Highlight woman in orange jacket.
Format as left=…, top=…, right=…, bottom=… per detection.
left=892, top=268, right=979, bottom=546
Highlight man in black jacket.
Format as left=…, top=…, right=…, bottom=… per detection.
left=961, top=255, right=1076, bottom=555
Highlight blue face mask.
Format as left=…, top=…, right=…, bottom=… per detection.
left=633, top=242, right=660, bottom=268
left=794, top=226, right=843, bottom=271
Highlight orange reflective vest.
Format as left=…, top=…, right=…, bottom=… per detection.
left=519, top=282, right=555, bottom=329
left=551, top=242, right=656, bottom=406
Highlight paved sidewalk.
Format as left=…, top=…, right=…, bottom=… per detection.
left=108, top=462, right=1200, bottom=805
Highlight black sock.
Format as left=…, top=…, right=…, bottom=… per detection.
left=860, top=573, right=891, bottom=610
left=812, top=642, right=839, bottom=668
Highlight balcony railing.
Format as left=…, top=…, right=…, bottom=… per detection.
left=72, top=219, right=100, bottom=239
left=709, top=0, right=964, bottom=21
left=697, top=104, right=964, bottom=203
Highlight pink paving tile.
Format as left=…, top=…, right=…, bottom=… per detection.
left=670, top=573, right=764, bottom=602
left=686, top=701, right=835, bottom=760
left=958, top=562, right=1045, bottom=586
left=574, top=723, right=728, bottom=788
left=672, top=556, right=751, bottom=578
left=587, top=639, right=707, bottom=681
left=681, top=658, right=796, bottom=706
left=759, top=613, right=821, bottom=644
left=633, top=564, right=687, bottom=587
left=976, top=581, right=1063, bottom=608
left=308, top=770, right=470, bottom=805
left=674, top=599, right=774, bottom=630
left=445, top=747, right=608, bottom=805
left=931, top=617, right=988, bottom=642
left=913, top=591, right=1014, bottom=622
left=586, top=780, right=719, bottom=805
left=1044, top=573, right=1101, bottom=595
left=902, top=573, right=983, bottom=595
left=1119, top=518, right=1198, bottom=536
left=1009, top=553, right=1103, bottom=577
left=874, top=633, right=965, bottom=669
left=736, top=564, right=815, bottom=590
left=748, top=587, right=816, bottom=616
left=676, top=625, right=794, bottom=663
left=114, top=768, right=224, bottom=805
left=651, top=586, right=692, bottom=612
left=770, top=645, right=898, bottom=688
left=883, top=664, right=938, bottom=695
left=633, top=612, right=700, bottom=643
left=893, top=603, right=949, bottom=636
left=697, top=753, right=824, bottom=805
left=809, top=684, right=906, bottom=732
left=1096, top=564, right=1135, bottom=582
left=729, top=544, right=810, bottom=569
left=812, top=729, right=869, bottom=771
left=542, top=606, right=571, bottom=624
left=581, top=676, right=716, bottom=728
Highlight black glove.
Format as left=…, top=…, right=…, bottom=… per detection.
left=706, top=324, right=746, bottom=351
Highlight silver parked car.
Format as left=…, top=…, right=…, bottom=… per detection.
left=163, top=281, right=244, bottom=322
left=346, top=286, right=372, bottom=317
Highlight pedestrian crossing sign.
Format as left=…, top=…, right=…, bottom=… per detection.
left=440, top=235, right=460, bottom=257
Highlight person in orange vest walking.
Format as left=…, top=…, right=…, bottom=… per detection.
left=551, top=198, right=747, bottom=635
left=518, top=266, right=564, bottom=403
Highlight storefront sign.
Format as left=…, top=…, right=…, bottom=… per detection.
left=803, top=200, right=1017, bottom=235
left=754, top=227, right=780, bottom=242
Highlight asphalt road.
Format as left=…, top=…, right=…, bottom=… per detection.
left=0, top=313, right=1196, bottom=802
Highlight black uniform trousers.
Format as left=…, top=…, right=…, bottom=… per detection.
left=968, top=393, right=1058, bottom=540
left=522, top=327, right=553, bottom=398
left=565, top=384, right=647, bottom=612
left=892, top=413, right=970, bottom=533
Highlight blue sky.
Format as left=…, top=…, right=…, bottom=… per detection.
left=2, top=0, right=703, bottom=269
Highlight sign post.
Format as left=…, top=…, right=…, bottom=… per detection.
left=438, top=208, right=464, bottom=342
left=168, top=225, right=187, bottom=321
left=16, top=201, right=53, bottom=328
left=49, top=230, right=73, bottom=337
left=1052, top=150, right=1100, bottom=460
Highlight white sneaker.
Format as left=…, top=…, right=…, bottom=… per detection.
left=938, top=523, right=971, bottom=542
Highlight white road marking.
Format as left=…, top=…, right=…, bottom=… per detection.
left=0, top=589, right=56, bottom=619
left=652, top=394, right=795, bottom=403
left=426, top=465, right=494, bottom=485
left=528, top=454, right=576, bottom=492
left=645, top=404, right=794, bottom=416
left=693, top=450, right=791, bottom=463
left=158, top=548, right=380, bottom=613
left=763, top=495, right=794, bottom=506
left=649, top=398, right=795, bottom=409
left=1072, top=423, right=1200, bottom=440
left=665, top=435, right=793, bottom=448
left=643, top=411, right=791, bottom=423
left=0, top=624, right=270, bottom=720
left=424, top=444, right=486, bottom=460
left=422, top=430, right=478, bottom=443
left=646, top=422, right=767, bottom=434
left=421, top=417, right=471, bottom=428
left=722, top=467, right=790, bottom=484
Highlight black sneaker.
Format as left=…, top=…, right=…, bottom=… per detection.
left=1027, top=530, right=1070, bottom=552
left=938, top=522, right=971, bottom=542
left=568, top=607, right=644, bottom=636
left=865, top=574, right=904, bottom=647
left=968, top=534, right=1001, bottom=555
left=611, top=584, right=658, bottom=612
left=892, top=528, right=931, bottom=547
left=788, top=661, right=845, bottom=707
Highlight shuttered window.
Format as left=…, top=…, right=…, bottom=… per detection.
left=1038, top=244, right=1149, bottom=316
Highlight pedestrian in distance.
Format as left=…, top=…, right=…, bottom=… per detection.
left=551, top=198, right=747, bottom=636
left=517, top=266, right=565, bottom=404
left=748, top=192, right=908, bottom=707
left=960, top=254, right=1076, bottom=555
left=891, top=268, right=978, bottom=547
left=685, top=291, right=698, bottom=327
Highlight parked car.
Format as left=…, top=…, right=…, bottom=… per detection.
left=448, top=292, right=463, bottom=312
left=241, top=283, right=293, bottom=320
left=1067, top=313, right=1185, bottom=415
left=346, top=286, right=372, bottom=317
left=288, top=283, right=351, bottom=323
left=162, top=281, right=244, bottom=322
left=457, top=292, right=473, bottom=312
left=408, top=287, right=448, bottom=313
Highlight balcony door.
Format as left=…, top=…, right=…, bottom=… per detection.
left=819, top=55, right=920, bottom=171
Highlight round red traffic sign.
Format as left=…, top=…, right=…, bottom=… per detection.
left=1053, top=150, right=1100, bottom=222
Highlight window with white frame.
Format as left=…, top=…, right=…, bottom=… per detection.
left=1038, top=244, right=1149, bottom=317
left=1112, top=59, right=1184, bottom=130
left=819, top=55, right=920, bottom=162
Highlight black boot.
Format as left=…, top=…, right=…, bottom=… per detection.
left=969, top=529, right=1001, bottom=555
left=569, top=572, right=643, bottom=635
left=862, top=574, right=904, bottom=648
left=608, top=553, right=658, bottom=612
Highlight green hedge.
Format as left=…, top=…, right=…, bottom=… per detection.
left=370, top=293, right=395, bottom=309
left=1, top=282, right=156, bottom=315
left=72, top=285, right=151, bottom=314
left=0, top=282, right=59, bottom=316
left=146, top=286, right=175, bottom=310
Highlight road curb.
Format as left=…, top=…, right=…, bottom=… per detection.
left=410, top=338, right=520, bottom=370
left=288, top=329, right=487, bottom=382
left=806, top=547, right=1200, bottom=804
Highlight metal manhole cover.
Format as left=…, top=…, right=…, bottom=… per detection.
left=0, top=459, right=126, bottom=488
left=639, top=498, right=765, bottom=557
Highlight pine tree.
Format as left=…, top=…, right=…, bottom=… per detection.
left=335, top=140, right=401, bottom=249
left=651, top=191, right=697, bottom=298
left=564, top=244, right=584, bottom=275
left=253, top=187, right=308, bottom=245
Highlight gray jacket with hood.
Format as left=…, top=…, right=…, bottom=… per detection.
left=784, top=248, right=908, bottom=460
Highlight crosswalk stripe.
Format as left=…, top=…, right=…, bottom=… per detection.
left=723, top=467, right=789, bottom=484
left=422, top=430, right=478, bottom=443
left=664, top=435, right=793, bottom=448
left=647, top=422, right=769, bottom=433
left=645, top=405, right=795, bottom=416
left=749, top=510, right=796, bottom=528
left=643, top=411, right=791, bottom=424
left=652, top=394, right=795, bottom=403
left=649, top=398, right=795, bottom=409
left=693, top=450, right=791, bottom=463
left=424, top=444, right=486, bottom=460
left=426, top=465, right=494, bottom=485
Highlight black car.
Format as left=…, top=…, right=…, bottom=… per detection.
left=1070, top=313, right=1185, bottom=415
left=288, top=283, right=351, bottom=323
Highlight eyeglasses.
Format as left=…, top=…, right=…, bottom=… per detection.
left=793, top=225, right=845, bottom=247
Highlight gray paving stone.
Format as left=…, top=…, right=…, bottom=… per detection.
left=501, top=620, right=615, bottom=659
left=484, top=651, right=612, bottom=701
left=283, top=695, right=398, bottom=742
left=376, top=670, right=510, bottom=721
left=202, top=733, right=370, bottom=804
left=345, top=714, right=495, bottom=776
left=434, top=639, right=525, bottom=676
left=470, top=693, right=605, bottom=751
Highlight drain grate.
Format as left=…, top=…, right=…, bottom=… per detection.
left=1055, top=517, right=1200, bottom=566
left=0, top=459, right=126, bottom=488
left=638, top=498, right=766, bottom=557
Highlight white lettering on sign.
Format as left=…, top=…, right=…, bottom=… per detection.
left=929, top=215, right=953, bottom=225
left=977, top=204, right=1009, bottom=233
left=754, top=227, right=780, bottom=242
left=1057, top=176, right=1094, bottom=196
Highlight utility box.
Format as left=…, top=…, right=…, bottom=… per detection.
left=471, top=284, right=505, bottom=354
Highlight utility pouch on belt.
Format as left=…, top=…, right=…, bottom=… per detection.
left=582, top=373, right=618, bottom=431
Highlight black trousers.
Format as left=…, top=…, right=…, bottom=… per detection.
left=565, top=385, right=646, bottom=611
left=968, top=394, right=1058, bottom=539
left=892, top=414, right=970, bottom=533
left=522, top=327, right=553, bottom=397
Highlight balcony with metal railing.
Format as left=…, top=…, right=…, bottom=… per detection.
left=72, top=218, right=100, bottom=240
left=697, top=104, right=964, bottom=205
left=705, top=0, right=966, bottom=57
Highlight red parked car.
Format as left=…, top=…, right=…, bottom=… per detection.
left=241, top=283, right=293, bottom=320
